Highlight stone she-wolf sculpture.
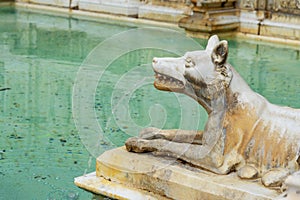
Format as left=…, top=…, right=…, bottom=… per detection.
left=125, top=35, right=300, bottom=187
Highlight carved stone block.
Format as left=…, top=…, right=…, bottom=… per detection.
left=75, top=147, right=280, bottom=200
left=137, top=0, right=193, bottom=23
left=28, top=0, right=79, bottom=8
left=79, top=0, right=141, bottom=17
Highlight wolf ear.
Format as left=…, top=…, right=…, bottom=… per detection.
left=212, top=41, right=232, bottom=87
left=211, top=40, right=228, bottom=65
left=206, top=35, right=219, bottom=53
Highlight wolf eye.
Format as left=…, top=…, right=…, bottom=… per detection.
left=185, top=57, right=194, bottom=68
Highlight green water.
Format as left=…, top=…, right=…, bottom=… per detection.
left=0, top=5, right=300, bottom=200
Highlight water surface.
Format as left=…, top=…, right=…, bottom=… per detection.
left=0, top=6, right=300, bottom=200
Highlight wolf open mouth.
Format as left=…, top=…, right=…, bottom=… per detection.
left=154, top=72, right=184, bottom=91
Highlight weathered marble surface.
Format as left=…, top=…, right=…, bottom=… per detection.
left=138, top=0, right=193, bottom=23
left=178, top=0, right=239, bottom=37
left=78, top=0, right=193, bottom=20
left=14, top=0, right=300, bottom=40
left=74, top=171, right=166, bottom=200
left=75, top=147, right=279, bottom=200
left=79, top=0, right=141, bottom=17
left=27, top=0, right=79, bottom=8
left=239, top=0, right=300, bottom=40
left=139, top=4, right=193, bottom=23
left=239, top=0, right=300, bottom=14
left=179, top=10, right=239, bottom=38
left=280, top=171, right=300, bottom=200
left=126, top=35, right=300, bottom=189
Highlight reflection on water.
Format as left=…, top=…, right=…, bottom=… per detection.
left=0, top=5, right=300, bottom=200
left=0, top=6, right=131, bottom=200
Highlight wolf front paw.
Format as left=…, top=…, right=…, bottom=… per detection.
left=125, top=137, right=157, bottom=153
left=139, top=127, right=161, bottom=139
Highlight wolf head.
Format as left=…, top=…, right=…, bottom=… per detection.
left=152, top=35, right=233, bottom=113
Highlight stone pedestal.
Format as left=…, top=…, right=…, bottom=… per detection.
left=79, top=0, right=141, bottom=17
left=179, top=9, right=239, bottom=38
left=179, top=1, right=239, bottom=38
left=75, top=147, right=280, bottom=200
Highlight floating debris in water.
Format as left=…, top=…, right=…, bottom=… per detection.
left=8, top=134, right=24, bottom=139
left=60, top=138, right=67, bottom=143
left=0, top=150, right=5, bottom=160
left=0, top=88, right=11, bottom=91
left=34, top=175, right=47, bottom=180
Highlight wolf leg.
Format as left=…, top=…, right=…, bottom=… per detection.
left=139, top=127, right=203, bottom=144
left=125, top=137, right=226, bottom=174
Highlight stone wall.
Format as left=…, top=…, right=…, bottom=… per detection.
left=239, top=0, right=300, bottom=39
left=14, top=0, right=78, bottom=8
left=239, top=0, right=300, bottom=14
left=11, top=0, right=300, bottom=40
left=138, top=0, right=193, bottom=22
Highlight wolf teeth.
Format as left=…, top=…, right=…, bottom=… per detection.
left=155, top=73, right=183, bottom=87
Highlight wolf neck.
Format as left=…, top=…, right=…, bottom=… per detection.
left=229, top=67, right=253, bottom=94
left=226, top=66, right=266, bottom=110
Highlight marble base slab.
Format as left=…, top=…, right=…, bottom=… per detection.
left=29, top=0, right=78, bottom=8
left=74, top=172, right=168, bottom=199
left=138, top=4, right=192, bottom=23
left=75, top=147, right=281, bottom=200
left=78, top=0, right=141, bottom=17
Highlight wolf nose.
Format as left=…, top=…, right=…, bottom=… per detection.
left=152, top=58, right=158, bottom=64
